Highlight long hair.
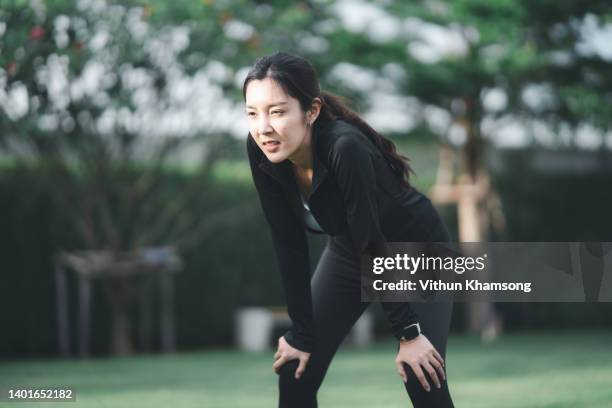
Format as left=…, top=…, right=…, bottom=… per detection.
left=242, top=51, right=413, bottom=188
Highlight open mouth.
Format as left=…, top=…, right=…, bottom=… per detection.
left=263, top=140, right=281, bottom=153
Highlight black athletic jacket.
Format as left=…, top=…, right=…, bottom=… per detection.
left=247, top=118, right=442, bottom=353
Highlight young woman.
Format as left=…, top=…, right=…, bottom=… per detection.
left=244, top=51, right=454, bottom=407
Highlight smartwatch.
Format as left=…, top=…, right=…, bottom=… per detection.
left=398, top=322, right=421, bottom=342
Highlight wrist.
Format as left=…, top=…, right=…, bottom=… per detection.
left=396, top=322, right=421, bottom=342
left=399, top=333, right=422, bottom=346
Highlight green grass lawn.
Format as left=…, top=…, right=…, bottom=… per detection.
left=2, top=331, right=612, bottom=408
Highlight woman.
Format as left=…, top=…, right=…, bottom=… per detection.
left=244, top=51, right=454, bottom=407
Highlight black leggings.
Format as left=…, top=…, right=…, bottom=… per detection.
left=278, top=232, right=455, bottom=408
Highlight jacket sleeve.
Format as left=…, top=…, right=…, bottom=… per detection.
left=330, top=133, right=419, bottom=340
left=246, top=135, right=315, bottom=352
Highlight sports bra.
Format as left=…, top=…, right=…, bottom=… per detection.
left=300, top=193, right=324, bottom=233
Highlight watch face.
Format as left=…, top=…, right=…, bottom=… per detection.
left=400, top=324, right=420, bottom=340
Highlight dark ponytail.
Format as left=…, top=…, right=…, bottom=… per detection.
left=243, top=52, right=413, bottom=188
left=317, top=91, right=413, bottom=188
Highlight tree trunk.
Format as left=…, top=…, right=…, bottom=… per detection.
left=104, top=277, right=140, bottom=356
left=461, top=97, right=502, bottom=341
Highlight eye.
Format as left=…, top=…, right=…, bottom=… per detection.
left=271, top=110, right=284, bottom=115
left=246, top=111, right=256, bottom=117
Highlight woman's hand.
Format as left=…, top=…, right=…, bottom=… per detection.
left=395, top=334, right=446, bottom=391
left=273, top=335, right=311, bottom=379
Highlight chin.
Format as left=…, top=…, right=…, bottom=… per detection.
left=266, top=153, right=287, bottom=163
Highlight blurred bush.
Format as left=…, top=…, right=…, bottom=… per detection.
left=2, top=144, right=612, bottom=357
left=0, top=158, right=326, bottom=356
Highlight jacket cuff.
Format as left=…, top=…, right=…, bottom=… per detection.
left=382, top=302, right=420, bottom=341
left=282, top=329, right=314, bottom=353
left=391, top=319, right=420, bottom=341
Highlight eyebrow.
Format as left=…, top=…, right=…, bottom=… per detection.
left=245, top=101, right=288, bottom=109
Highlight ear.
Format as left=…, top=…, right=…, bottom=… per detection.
left=308, top=97, right=322, bottom=124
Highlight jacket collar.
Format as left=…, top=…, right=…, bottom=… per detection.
left=257, top=122, right=329, bottom=194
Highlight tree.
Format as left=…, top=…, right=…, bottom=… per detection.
left=0, top=0, right=346, bottom=355
left=319, top=0, right=612, bottom=337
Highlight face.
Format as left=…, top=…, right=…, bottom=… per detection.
left=245, top=77, right=316, bottom=164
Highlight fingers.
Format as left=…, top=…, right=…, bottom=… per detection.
left=273, top=336, right=286, bottom=373
left=432, top=348, right=445, bottom=368
left=295, top=356, right=309, bottom=380
left=272, top=352, right=310, bottom=380
left=396, top=335, right=446, bottom=392
left=422, top=361, right=441, bottom=390
left=272, top=354, right=287, bottom=374
left=409, top=362, right=431, bottom=392
left=395, top=360, right=407, bottom=383
left=429, top=355, right=446, bottom=382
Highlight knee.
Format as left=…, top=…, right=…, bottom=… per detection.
left=278, top=359, right=299, bottom=382
left=402, top=363, right=425, bottom=390
left=278, top=360, right=317, bottom=406
left=278, top=359, right=313, bottom=391
left=401, top=363, right=453, bottom=407
left=402, top=362, right=449, bottom=392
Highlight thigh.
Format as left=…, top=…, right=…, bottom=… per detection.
left=278, top=242, right=369, bottom=404
left=308, top=242, right=370, bottom=380
left=402, top=216, right=455, bottom=406
left=410, top=301, right=453, bottom=359
left=406, top=212, right=454, bottom=357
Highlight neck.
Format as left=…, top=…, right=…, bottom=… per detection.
left=288, top=128, right=314, bottom=171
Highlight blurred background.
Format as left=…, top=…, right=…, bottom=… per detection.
left=1, top=0, right=611, bottom=407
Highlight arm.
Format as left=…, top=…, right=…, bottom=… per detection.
left=246, top=136, right=315, bottom=353
left=329, top=133, right=419, bottom=339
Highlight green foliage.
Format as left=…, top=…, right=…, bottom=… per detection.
left=334, top=0, right=612, bottom=174
left=0, top=0, right=345, bottom=251
left=2, top=149, right=612, bottom=355
left=3, top=0, right=612, bottom=355
left=491, top=149, right=612, bottom=241
left=0, top=160, right=326, bottom=354
left=1, top=1, right=225, bottom=250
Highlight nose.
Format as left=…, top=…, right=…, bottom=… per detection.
left=258, top=115, right=273, bottom=136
